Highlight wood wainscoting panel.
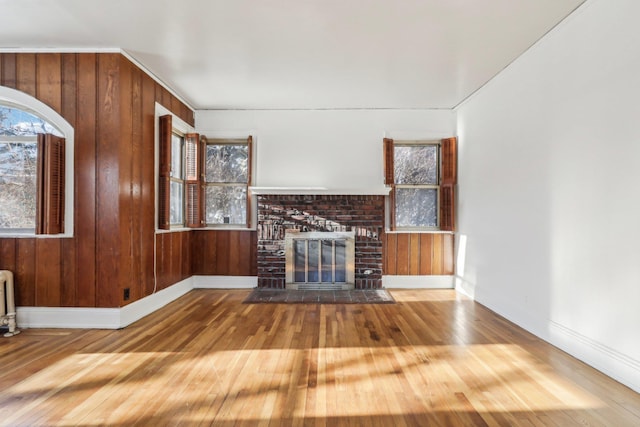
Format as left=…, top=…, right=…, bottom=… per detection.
left=191, top=230, right=257, bottom=276
left=384, top=232, right=454, bottom=276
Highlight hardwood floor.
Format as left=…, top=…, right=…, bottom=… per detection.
left=1, top=289, right=639, bottom=426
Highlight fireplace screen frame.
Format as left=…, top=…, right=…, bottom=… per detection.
left=284, top=230, right=355, bottom=289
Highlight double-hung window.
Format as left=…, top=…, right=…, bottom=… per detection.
left=158, top=113, right=253, bottom=229
left=204, top=138, right=252, bottom=227
left=384, top=137, right=457, bottom=231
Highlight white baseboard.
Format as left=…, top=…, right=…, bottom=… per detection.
left=474, top=289, right=640, bottom=394
left=192, top=275, right=257, bottom=289
left=15, top=275, right=255, bottom=330
left=16, top=307, right=121, bottom=329
left=548, top=320, right=640, bottom=394
left=119, top=277, right=193, bottom=328
left=383, top=275, right=454, bottom=289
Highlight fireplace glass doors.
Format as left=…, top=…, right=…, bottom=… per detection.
left=285, top=231, right=355, bottom=290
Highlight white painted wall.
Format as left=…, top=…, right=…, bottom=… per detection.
left=456, top=0, right=640, bottom=392
left=196, top=109, right=455, bottom=191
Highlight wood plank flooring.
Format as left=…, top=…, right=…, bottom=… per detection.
left=1, top=289, right=639, bottom=426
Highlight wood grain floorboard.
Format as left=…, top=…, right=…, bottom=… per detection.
left=0, top=289, right=639, bottom=426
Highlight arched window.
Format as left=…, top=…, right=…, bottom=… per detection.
left=0, top=86, right=74, bottom=236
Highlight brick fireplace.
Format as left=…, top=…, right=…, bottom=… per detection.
left=257, top=194, right=385, bottom=289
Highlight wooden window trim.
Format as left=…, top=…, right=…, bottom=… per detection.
left=36, top=133, right=65, bottom=234
left=383, top=138, right=396, bottom=231
left=158, top=115, right=172, bottom=230
left=185, top=133, right=205, bottom=228
left=246, top=135, right=253, bottom=229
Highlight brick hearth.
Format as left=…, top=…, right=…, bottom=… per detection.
left=257, top=194, right=384, bottom=289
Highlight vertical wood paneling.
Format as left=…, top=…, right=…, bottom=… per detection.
left=35, top=239, right=61, bottom=306
left=36, top=53, right=62, bottom=114
left=409, top=234, right=420, bottom=275
left=170, top=232, right=182, bottom=286
left=417, top=234, right=430, bottom=275
left=190, top=230, right=257, bottom=276
left=385, top=233, right=397, bottom=275
left=118, top=57, right=134, bottom=305
left=443, top=234, right=454, bottom=275
left=16, top=239, right=36, bottom=306
left=0, top=239, right=17, bottom=301
left=250, top=231, right=258, bottom=275
left=61, top=53, right=77, bottom=128
left=2, top=52, right=194, bottom=308
left=16, top=53, right=36, bottom=97
left=141, top=71, right=156, bottom=296
left=383, top=232, right=455, bottom=276
left=182, top=232, right=191, bottom=280
left=75, top=53, right=97, bottom=307
left=155, top=233, right=166, bottom=290
left=228, top=232, right=241, bottom=276
left=0, top=239, right=16, bottom=273
left=61, top=239, right=77, bottom=307
left=96, top=53, right=121, bottom=307
left=60, top=53, right=77, bottom=306
left=1, top=53, right=17, bottom=88
left=130, top=65, right=143, bottom=303
left=395, top=234, right=410, bottom=275
left=432, top=234, right=444, bottom=275
left=215, top=231, right=230, bottom=274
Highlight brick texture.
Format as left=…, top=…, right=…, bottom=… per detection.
left=257, top=195, right=385, bottom=289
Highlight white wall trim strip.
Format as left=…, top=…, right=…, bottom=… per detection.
left=383, top=275, right=454, bottom=289
left=548, top=320, right=640, bottom=394
left=473, top=289, right=640, bottom=394
left=119, top=277, right=193, bottom=328
left=16, top=307, right=121, bottom=329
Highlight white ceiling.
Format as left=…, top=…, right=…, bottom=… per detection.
left=1, top=0, right=585, bottom=110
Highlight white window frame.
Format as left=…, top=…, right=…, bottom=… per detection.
left=393, top=139, right=441, bottom=231
left=203, top=137, right=250, bottom=228
left=169, top=131, right=186, bottom=227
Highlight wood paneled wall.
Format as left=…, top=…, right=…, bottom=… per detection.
left=191, top=230, right=257, bottom=276
left=0, top=52, right=193, bottom=308
left=383, top=233, right=454, bottom=275
left=155, top=231, right=192, bottom=291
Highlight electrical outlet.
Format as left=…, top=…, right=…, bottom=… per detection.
left=124, top=288, right=130, bottom=301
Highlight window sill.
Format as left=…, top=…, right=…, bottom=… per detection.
left=385, top=229, right=455, bottom=234
left=0, top=232, right=73, bottom=239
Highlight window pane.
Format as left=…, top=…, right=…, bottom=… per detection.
left=0, top=106, right=62, bottom=136
left=395, top=188, right=437, bottom=227
left=170, top=134, right=183, bottom=178
left=170, top=181, right=183, bottom=225
left=205, top=145, right=248, bottom=183
left=205, top=185, right=247, bottom=225
left=294, top=240, right=306, bottom=283
left=394, top=145, right=438, bottom=185
left=0, top=141, right=37, bottom=229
